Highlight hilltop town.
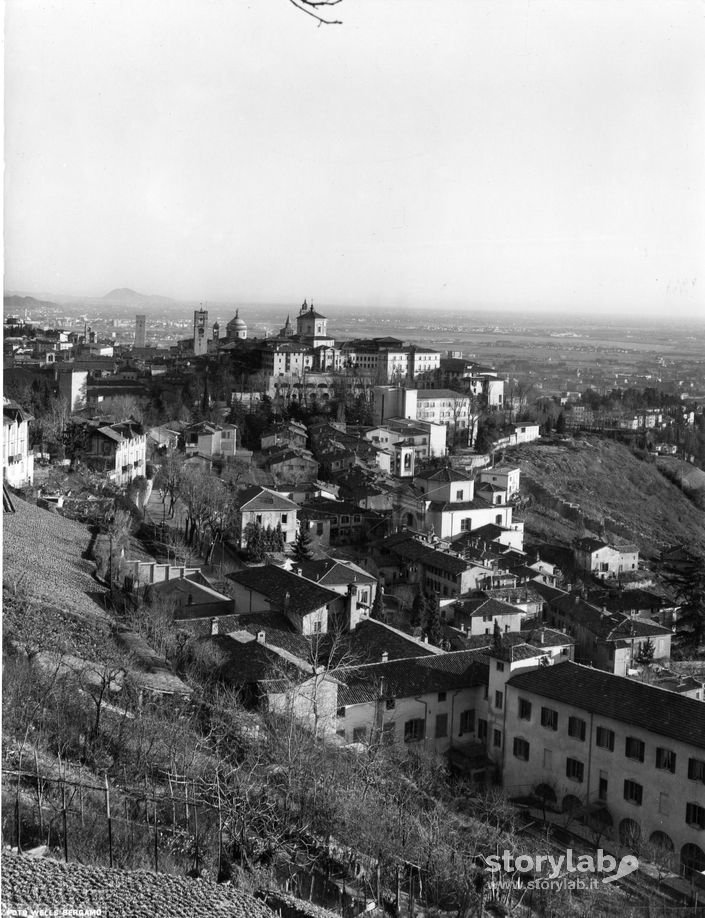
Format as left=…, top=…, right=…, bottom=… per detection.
left=3, top=300, right=705, bottom=917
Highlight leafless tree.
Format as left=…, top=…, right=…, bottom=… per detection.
left=289, top=0, right=343, bottom=26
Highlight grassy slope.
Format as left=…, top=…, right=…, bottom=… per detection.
left=506, top=436, right=705, bottom=558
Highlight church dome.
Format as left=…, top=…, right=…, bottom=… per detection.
left=226, top=309, right=247, bottom=339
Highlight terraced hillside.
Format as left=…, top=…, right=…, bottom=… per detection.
left=3, top=497, right=113, bottom=655
left=506, top=436, right=705, bottom=558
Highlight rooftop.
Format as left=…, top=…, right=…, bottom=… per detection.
left=227, top=565, right=340, bottom=616
left=1, top=852, right=276, bottom=918
left=339, top=649, right=489, bottom=706
left=508, top=661, right=705, bottom=750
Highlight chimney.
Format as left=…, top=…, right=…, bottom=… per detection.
left=257, top=630, right=266, bottom=644
left=381, top=651, right=389, bottom=663
left=211, top=618, right=219, bottom=636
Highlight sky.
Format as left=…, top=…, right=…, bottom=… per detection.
left=4, top=0, right=705, bottom=315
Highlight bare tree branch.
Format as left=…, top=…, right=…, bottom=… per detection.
left=288, top=0, right=343, bottom=26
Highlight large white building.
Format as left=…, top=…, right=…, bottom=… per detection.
left=502, top=661, right=705, bottom=877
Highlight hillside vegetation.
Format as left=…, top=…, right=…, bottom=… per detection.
left=508, top=436, right=705, bottom=558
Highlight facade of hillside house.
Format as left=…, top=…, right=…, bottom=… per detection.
left=83, top=421, right=146, bottom=487
left=574, top=538, right=640, bottom=580
left=2, top=399, right=34, bottom=488
left=478, top=466, right=521, bottom=499
left=235, top=486, right=299, bottom=547
left=337, top=651, right=490, bottom=760
left=227, top=565, right=346, bottom=636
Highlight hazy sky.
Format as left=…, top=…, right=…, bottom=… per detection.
left=5, top=0, right=705, bottom=315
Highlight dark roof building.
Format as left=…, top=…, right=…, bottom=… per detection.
left=508, top=661, right=705, bottom=750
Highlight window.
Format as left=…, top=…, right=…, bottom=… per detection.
left=478, top=719, right=488, bottom=742
left=493, top=729, right=502, bottom=749
left=566, top=758, right=584, bottom=783
left=688, top=758, right=705, bottom=783
left=596, top=726, right=615, bottom=751
left=353, top=727, right=367, bottom=744
left=438, top=691, right=447, bottom=702
left=459, top=709, right=475, bottom=736
left=456, top=490, right=464, bottom=501
left=518, top=698, right=532, bottom=720
left=460, top=518, right=472, bottom=531
left=312, top=621, right=322, bottom=634
left=256, top=514, right=262, bottom=524
left=281, top=514, right=288, bottom=524
left=656, top=747, right=676, bottom=773
left=568, top=717, right=586, bottom=741
left=686, top=803, right=705, bottom=829
left=625, top=737, right=645, bottom=762
left=385, top=698, right=396, bottom=710
left=495, top=691, right=503, bottom=710
left=435, top=714, right=448, bottom=739
left=513, top=738, right=530, bottom=761
left=404, top=718, right=425, bottom=743
left=495, top=514, right=503, bottom=525
left=624, top=780, right=643, bottom=805
left=598, top=772, right=608, bottom=801
left=541, top=707, right=558, bottom=731
left=496, top=661, right=505, bottom=672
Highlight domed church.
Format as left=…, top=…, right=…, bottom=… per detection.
left=226, top=309, right=247, bottom=341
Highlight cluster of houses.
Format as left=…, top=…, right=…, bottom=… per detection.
left=5, top=303, right=705, bottom=881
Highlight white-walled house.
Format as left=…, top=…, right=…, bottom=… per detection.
left=299, top=559, right=378, bottom=630
left=478, top=466, right=521, bottom=499
left=227, top=564, right=346, bottom=636
left=2, top=399, right=34, bottom=488
left=503, top=661, right=705, bottom=876
left=407, top=466, right=516, bottom=539
left=234, top=486, right=299, bottom=547
left=336, top=650, right=490, bottom=758
left=573, top=538, right=639, bottom=581
left=83, top=421, right=146, bottom=487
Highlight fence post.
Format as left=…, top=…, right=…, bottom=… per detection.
left=153, top=788, right=159, bottom=873
left=105, top=775, right=113, bottom=869
left=15, top=777, right=22, bottom=854
left=193, top=779, right=199, bottom=877
left=61, top=780, right=68, bottom=863
left=34, top=751, right=44, bottom=842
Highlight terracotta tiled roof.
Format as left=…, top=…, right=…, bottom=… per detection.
left=508, top=661, right=705, bottom=750
left=299, top=559, right=376, bottom=586
left=414, top=466, right=474, bottom=483
left=227, top=565, right=340, bottom=615
left=237, top=486, right=299, bottom=512
left=1, top=852, right=276, bottom=917
left=339, top=649, right=490, bottom=706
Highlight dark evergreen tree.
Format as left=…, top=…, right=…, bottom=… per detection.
left=635, top=637, right=655, bottom=667
left=425, top=593, right=443, bottom=646
left=555, top=412, right=567, bottom=435
left=492, top=619, right=504, bottom=654
left=410, top=591, right=424, bottom=629
left=292, top=524, right=314, bottom=563
left=371, top=586, right=385, bottom=622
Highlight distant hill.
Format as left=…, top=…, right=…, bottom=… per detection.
left=508, top=436, right=705, bottom=558
left=4, top=294, right=62, bottom=313
left=102, top=288, right=175, bottom=306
